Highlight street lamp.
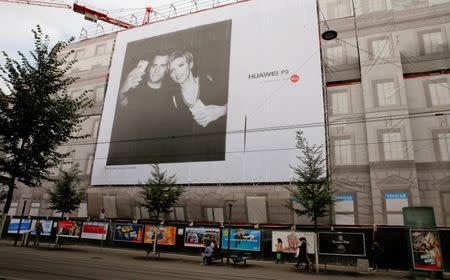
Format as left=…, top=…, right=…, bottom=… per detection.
left=224, top=199, right=236, bottom=265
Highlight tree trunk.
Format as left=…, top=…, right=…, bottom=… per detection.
left=152, top=212, right=159, bottom=257
left=313, top=216, right=319, bottom=273
left=0, top=176, right=16, bottom=239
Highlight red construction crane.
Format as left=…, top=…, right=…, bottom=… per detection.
left=0, top=0, right=144, bottom=29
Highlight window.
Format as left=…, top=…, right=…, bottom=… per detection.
left=246, top=196, right=267, bottom=224
left=442, top=192, right=450, bottom=226
left=103, top=195, right=118, bottom=218
left=437, top=132, right=450, bottom=161
left=334, top=194, right=355, bottom=225
left=329, top=90, right=351, bottom=114
left=428, top=81, right=450, bottom=106
left=77, top=202, right=88, bottom=218
left=71, top=90, right=83, bottom=100
left=75, top=49, right=85, bottom=60
left=375, top=80, right=399, bottom=106
left=8, top=202, right=18, bottom=216
left=421, top=30, right=445, bottom=55
left=29, top=202, right=40, bottom=216
left=370, top=38, right=391, bottom=59
left=85, top=154, right=94, bottom=175
left=384, top=192, right=409, bottom=225
left=95, top=87, right=104, bottom=103
left=167, top=206, right=185, bottom=221
left=326, top=45, right=346, bottom=66
left=95, top=44, right=107, bottom=56
left=204, top=207, right=224, bottom=223
left=326, top=0, right=352, bottom=19
left=429, top=0, right=449, bottom=5
left=365, top=0, right=389, bottom=12
left=333, top=138, right=352, bottom=165
left=381, top=131, right=405, bottom=160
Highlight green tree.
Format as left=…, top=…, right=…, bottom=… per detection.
left=141, top=164, right=185, bottom=257
left=48, top=165, right=84, bottom=218
left=0, top=26, right=92, bottom=235
left=286, top=131, right=334, bottom=231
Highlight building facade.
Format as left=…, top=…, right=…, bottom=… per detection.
left=1, top=0, right=450, bottom=227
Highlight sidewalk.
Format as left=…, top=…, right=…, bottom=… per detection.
left=0, top=240, right=447, bottom=280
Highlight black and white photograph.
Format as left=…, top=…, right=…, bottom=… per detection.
left=107, top=20, right=232, bottom=165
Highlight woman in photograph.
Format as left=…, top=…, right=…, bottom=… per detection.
left=167, top=51, right=228, bottom=162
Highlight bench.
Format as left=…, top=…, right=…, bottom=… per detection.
left=230, top=252, right=251, bottom=267
left=209, top=252, right=224, bottom=264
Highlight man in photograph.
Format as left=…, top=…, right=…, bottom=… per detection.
left=108, top=53, right=178, bottom=165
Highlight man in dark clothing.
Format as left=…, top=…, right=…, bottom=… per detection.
left=371, top=240, right=384, bottom=271
left=295, top=237, right=309, bottom=270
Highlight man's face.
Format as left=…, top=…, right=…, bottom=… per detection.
left=287, top=234, right=297, bottom=249
left=149, top=55, right=169, bottom=83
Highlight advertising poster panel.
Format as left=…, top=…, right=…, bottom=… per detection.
left=271, top=231, right=316, bottom=254
left=184, top=227, right=220, bottom=248
left=92, top=1, right=324, bottom=185
left=31, top=219, right=53, bottom=236
left=81, top=222, right=109, bottom=240
left=113, top=223, right=144, bottom=243
left=318, top=232, right=366, bottom=256
left=221, top=229, right=260, bottom=251
left=144, top=225, right=177, bottom=245
left=410, top=230, right=443, bottom=271
left=57, top=221, right=82, bottom=238
left=7, top=219, right=31, bottom=234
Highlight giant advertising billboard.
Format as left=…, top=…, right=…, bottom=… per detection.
left=92, top=1, right=324, bottom=184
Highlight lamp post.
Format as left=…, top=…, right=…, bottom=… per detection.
left=224, top=199, right=236, bottom=265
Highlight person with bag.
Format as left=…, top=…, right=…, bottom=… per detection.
left=276, top=238, right=284, bottom=264
left=295, top=237, right=309, bottom=270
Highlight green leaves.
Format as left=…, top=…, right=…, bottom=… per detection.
left=0, top=26, right=92, bottom=215
left=286, top=130, right=334, bottom=229
left=140, top=164, right=185, bottom=221
left=48, top=165, right=84, bottom=215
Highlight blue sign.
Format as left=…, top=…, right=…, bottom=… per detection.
left=221, top=229, right=261, bottom=251
left=384, top=193, right=408, bottom=200
left=336, top=194, right=353, bottom=201
left=7, top=218, right=31, bottom=234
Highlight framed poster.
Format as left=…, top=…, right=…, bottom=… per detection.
left=410, top=229, right=443, bottom=271
left=30, top=219, right=53, bottom=236
left=184, top=227, right=220, bottom=247
left=81, top=222, right=109, bottom=240
left=272, top=231, right=316, bottom=254
left=144, top=226, right=176, bottom=245
left=318, top=232, right=365, bottom=256
left=221, top=229, right=261, bottom=251
left=7, top=218, right=31, bottom=234
left=113, top=223, right=144, bottom=243
left=57, top=221, right=82, bottom=238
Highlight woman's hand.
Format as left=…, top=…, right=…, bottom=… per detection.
left=192, top=104, right=227, bottom=127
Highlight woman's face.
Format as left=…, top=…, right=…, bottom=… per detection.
left=169, top=56, right=191, bottom=84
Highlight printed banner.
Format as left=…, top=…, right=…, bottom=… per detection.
left=113, top=223, right=144, bottom=243
left=31, top=219, right=53, bottom=236
left=7, top=218, right=31, bottom=234
left=144, top=225, right=177, bottom=245
left=221, top=229, right=260, bottom=251
left=410, top=230, right=443, bottom=271
left=272, top=231, right=316, bottom=254
left=184, top=227, right=220, bottom=248
left=57, top=221, right=82, bottom=238
left=81, top=222, right=109, bottom=240
left=318, top=232, right=365, bottom=256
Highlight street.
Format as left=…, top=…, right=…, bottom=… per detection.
left=0, top=241, right=407, bottom=280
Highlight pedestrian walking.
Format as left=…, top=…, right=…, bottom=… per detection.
left=276, top=238, right=284, bottom=264
left=34, top=220, right=43, bottom=247
left=294, top=237, right=309, bottom=270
